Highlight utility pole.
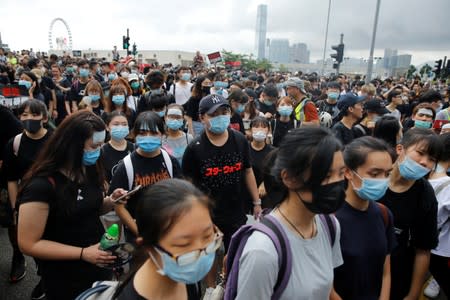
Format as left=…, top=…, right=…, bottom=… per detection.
left=321, top=0, right=332, bottom=76
left=366, top=0, right=381, bottom=83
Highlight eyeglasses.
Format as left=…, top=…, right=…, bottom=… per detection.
left=155, top=227, right=223, bottom=266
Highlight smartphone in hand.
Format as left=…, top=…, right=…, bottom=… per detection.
left=112, top=185, right=142, bottom=203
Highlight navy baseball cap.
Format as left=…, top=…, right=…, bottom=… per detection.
left=199, top=94, right=230, bottom=115
left=337, top=93, right=367, bottom=111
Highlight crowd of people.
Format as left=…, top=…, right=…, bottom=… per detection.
left=0, top=47, right=449, bottom=300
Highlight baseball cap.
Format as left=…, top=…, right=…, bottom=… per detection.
left=337, top=93, right=367, bottom=111
left=284, top=77, right=306, bottom=94
left=199, top=94, right=230, bottom=115
left=128, top=73, right=139, bottom=82
left=327, top=81, right=341, bottom=90
left=364, top=99, right=390, bottom=115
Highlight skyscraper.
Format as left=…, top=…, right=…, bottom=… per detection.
left=255, top=4, right=267, bottom=60
left=269, top=39, right=290, bottom=64
left=290, top=43, right=310, bottom=64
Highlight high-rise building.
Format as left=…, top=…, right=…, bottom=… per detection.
left=290, top=43, right=310, bottom=64
left=383, top=48, right=398, bottom=69
left=269, top=39, right=290, bottom=64
left=255, top=4, right=268, bottom=60
left=0, top=32, right=9, bottom=50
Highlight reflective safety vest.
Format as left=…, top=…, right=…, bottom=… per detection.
left=294, top=97, right=312, bottom=125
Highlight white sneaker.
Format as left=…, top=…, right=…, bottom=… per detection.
left=424, top=278, right=440, bottom=298
left=203, top=287, right=215, bottom=300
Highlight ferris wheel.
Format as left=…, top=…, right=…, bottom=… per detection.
left=48, top=18, right=73, bottom=50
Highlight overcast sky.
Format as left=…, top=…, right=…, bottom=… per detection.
left=1, top=0, right=449, bottom=65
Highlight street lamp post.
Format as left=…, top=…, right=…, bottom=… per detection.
left=321, top=0, right=332, bottom=76
left=366, top=0, right=381, bottom=83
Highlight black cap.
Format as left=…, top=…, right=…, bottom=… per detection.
left=337, top=93, right=366, bottom=111
left=364, top=100, right=390, bottom=115
left=199, top=94, right=230, bottom=115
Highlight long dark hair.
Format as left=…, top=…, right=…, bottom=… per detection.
left=373, top=115, right=400, bottom=148
left=19, top=111, right=107, bottom=190
left=191, top=76, right=208, bottom=99
left=268, top=127, right=342, bottom=206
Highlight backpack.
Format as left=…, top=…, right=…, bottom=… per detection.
left=74, top=281, right=119, bottom=300
left=122, top=149, right=173, bottom=190
left=224, top=213, right=337, bottom=300
left=375, top=202, right=389, bottom=229
left=12, top=133, right=23, bottom=156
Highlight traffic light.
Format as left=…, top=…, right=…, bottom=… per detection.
left=132, top=43, right=137, bottom=56
left=331, top=44, right=344, bottom=63
left=333, top=62, right=339, bottom=70
left=434, top=59, right=443, bottom=77
left=122, top=36, right=130, bottom=50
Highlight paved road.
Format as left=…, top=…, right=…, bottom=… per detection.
left=0, top=228, right=39, bottom=300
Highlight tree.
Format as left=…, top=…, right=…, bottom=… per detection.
left=221, top=49, right=272, bottom=72
left=406, top=65, right=416, bottom=80
left=279, top=64, right=289, bottom=73
left=419, top=64, right=432, bottom=79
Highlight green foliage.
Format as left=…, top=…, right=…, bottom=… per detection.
left=406, top=65, right=417, bottom=79
left=221, top=49, right=272, bottom=71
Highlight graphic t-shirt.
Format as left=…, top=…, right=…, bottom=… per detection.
left=182, top=129, right=251, bottom=224
left=108, top=150, right=181, bottom=217
left=230, top=112, right=245, bottom=134
left=69, top=80, right=89, bottom=104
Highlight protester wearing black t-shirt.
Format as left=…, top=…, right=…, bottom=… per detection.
left=51, top=64, right=71, bottom=125
left=378, top=128, right=442, bottom=300
left=3, top=100, right=51, bottom=290
left=184, top=76, right=212, bottom=137
left=257, top=84, right=278, bottom=119
left=271, top=96, right=295, bottom=147
left=248, top=117, right=274, bottom=214
left=249, top=117, right=274, bottom=186
left=332, top=93, right=365, bottom=145
left=182, top=94, right=260, bottom=293
left=334, top=137, right=396, bottom=300
left=17, top=111, right=127, bottom=300
left=228, top=90, right=248, bottom=135
left=68, top=60, right=91, bottom=114
left=101, top=112, right=134, bottom=183
left=109, top=112, right=181, bottom=239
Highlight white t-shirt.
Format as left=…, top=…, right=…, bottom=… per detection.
left=236, top=214, right=343, bottom=300
left=169, top=82, right=193, bottom=105
left=429, top=176, right=450, bottom=257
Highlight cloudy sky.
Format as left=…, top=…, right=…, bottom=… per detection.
left=1, top=0, right=449, bottom=65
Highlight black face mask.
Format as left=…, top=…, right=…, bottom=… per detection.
left=297, top=180, right=346, bottom=214
left=202, top=87, right=211, bottom=95
left=22, top=119, right=42, bottom=134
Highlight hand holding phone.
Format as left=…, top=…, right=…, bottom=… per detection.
left=112, top=185, right=142, bottom=203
